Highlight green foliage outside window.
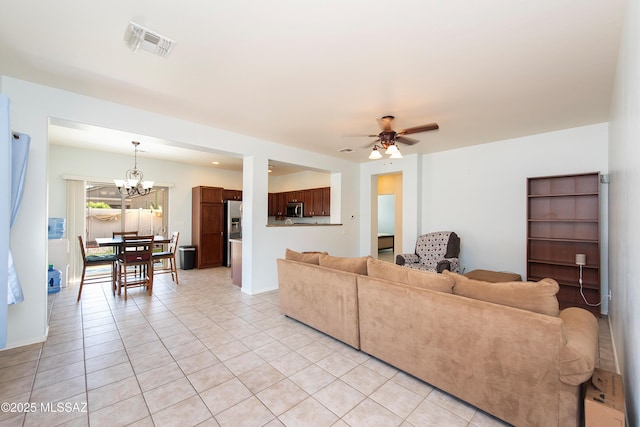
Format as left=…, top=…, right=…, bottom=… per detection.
left=86, top=201, right=112, bottom=209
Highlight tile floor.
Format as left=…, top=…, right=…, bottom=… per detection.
left=0, top=267, right=615, bottom=427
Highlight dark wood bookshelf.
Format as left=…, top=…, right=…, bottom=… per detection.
left=526, top=173, right=601, bottom=317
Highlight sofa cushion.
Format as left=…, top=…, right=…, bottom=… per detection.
left=285, top=248, right=327, bottom=265
left=444, top=271, right=560, bottom=317
left=319, top=254, right=371, bottom=275
left=367, top=259, right=454, bottom=293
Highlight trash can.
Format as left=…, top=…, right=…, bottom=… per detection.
left=179, top=246, right=196, bottom=270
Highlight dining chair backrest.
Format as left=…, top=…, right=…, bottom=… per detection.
left=113, top=231, right=138, bottom=238
left=152, top=232, right=180, bottom=285
left=120, top=235, right=154, bottom=260
left=168, top=231, right=179, bottom=254
left=78, top=235, right=89, bottom=261
left=77, top=235, right=117, bottom=301
left=117, top=235, right=154, bottom=299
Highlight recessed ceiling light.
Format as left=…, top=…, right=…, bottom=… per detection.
left=212, top=161, right=220, bottom=165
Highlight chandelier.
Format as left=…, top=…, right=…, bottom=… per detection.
left=114, top=141, right=154, bottom=196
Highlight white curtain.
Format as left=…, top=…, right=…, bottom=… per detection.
left=66, top=179, right=85, bottom=284
left=7, top=132, right=30, bottom=305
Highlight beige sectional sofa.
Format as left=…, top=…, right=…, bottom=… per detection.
left=277, top=250, right=599, bottom=427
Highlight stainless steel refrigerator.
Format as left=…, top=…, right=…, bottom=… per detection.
left=223, top=200, right=242, bottom=266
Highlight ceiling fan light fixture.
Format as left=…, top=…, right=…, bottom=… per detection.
left=385, top=144, right=399, bottom=155
left=369, top=147, right=383, bottom=160
left=390, top=151, right=403, bottom=159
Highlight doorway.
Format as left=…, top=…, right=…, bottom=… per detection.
left=375, top=173, right=402, bottom=262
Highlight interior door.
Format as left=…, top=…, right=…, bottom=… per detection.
left=201, top=203, right=224, bottom=267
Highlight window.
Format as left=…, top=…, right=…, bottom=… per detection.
left=85, top=182, right=167, bottom=253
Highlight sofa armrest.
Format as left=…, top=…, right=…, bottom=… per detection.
left=559, top=307, right=599, bottom=386
left=396, top=253, right=419, bottom=265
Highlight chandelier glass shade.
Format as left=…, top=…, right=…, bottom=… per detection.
left=369, top=141, right=403, bottom=160
left=114, top=141, right=154, bottom=196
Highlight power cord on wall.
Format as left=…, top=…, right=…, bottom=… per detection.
left=576, top=254, right=601, bottom=307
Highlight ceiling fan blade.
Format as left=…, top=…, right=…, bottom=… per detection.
left=378, top=115, right=395, bottom=131
left=362, top=139, right=380, bottom=149
left=341, top=133, right=376, bottom=137
left=398, top=122, right=439, bottom=135
left=396, top=135, right=420, bottom=145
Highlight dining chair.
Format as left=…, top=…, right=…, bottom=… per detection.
left=152, top=231, right=180, bottom=284
left=113, top=231, right=138, bottom=238
left=77, top=235, right=117, bottom=301
left=116, top=235, right=154, bottom=300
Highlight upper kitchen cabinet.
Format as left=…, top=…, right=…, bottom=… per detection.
left=223, top=189, right=242, bottom=200
left=199, top=186, right=223, bottom=204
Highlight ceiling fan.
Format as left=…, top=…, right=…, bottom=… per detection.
left=364, top=115, right=439, bottom=159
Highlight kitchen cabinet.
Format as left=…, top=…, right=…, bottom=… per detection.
left=286, top=191, right=304, bottom=203
left=223, top=189, right=242, bottom=200
left=276, top=193, right=287, bottom=218
left=303, top=190, right=314, bottom=216
left=268, top=192, right=287, bottom=219
left=305, top=187, right=330, bottom=216
left=526, top=172, right=601, bottom=317
left=321, top=187, right=330, bottom=216
left=268, top=193, right=277, bottom=217
left=268, top=187, right=331, bottom=218
left=192, top=186, right=224, bottom=268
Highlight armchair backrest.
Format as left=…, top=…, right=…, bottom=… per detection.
left=415, top=231, right=460, bottom=268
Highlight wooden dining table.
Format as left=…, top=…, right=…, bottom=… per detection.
left=95, top=235, right=171, bottom=260
left=95, top=235, right=170, bottom=248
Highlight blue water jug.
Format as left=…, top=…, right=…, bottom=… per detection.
left=48, top=218, right=65, bottom=239
left=47, top=264, right=61, bottom=294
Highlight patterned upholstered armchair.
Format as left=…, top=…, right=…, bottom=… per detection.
left=395, top=231, right=460, bottom=273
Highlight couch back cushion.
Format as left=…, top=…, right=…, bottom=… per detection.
left=319, top=254, right=371, bottom=275
left=367, top=259, right=454, bottom=293
left=285, top=248, right=327, bottom=265
left=444, top=271, right=560, bottom=317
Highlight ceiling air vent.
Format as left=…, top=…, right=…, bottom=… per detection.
left=338, top=148, right=354, bottom=153
left=124, top=21, right=175, bottom=58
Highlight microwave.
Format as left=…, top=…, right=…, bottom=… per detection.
left=286, top=202, right=304, bottom=218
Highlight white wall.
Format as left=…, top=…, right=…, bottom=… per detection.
left=608, top=0, right=640, bottom=424
left=421, top=124, right=609, bottom=288
left=377, top=195, right=395, bottom=235
left=268, top=170, right=330, bottom=192
left=1, top=76, right=360, bottom=348
left=0, top=94, right=10, bottom=349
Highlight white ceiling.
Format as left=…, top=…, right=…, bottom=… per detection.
left=0, top=0, right=627, bottom=166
